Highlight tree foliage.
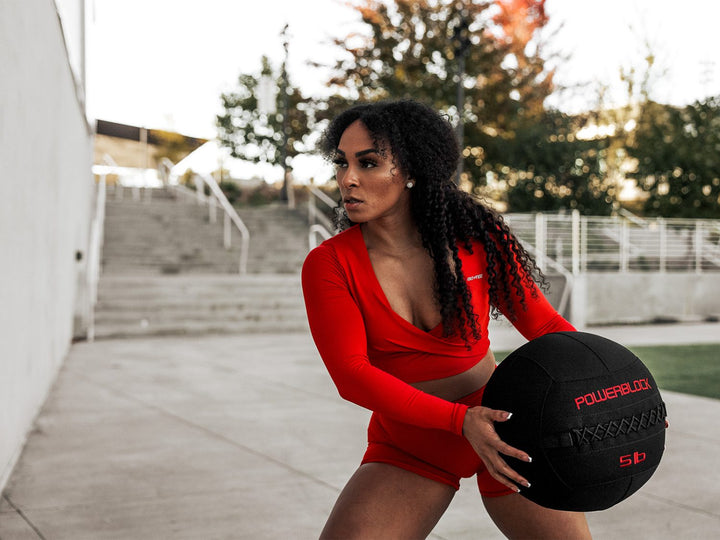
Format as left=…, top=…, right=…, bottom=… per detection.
left=216, top=56, right=312, bottom=170
left=326, top=0, right=553, bottom=133
left=214, top=2, right=717, bottom=219
left=322, top=0, right=619, bottom=213
left=498, top=111, right=616, bottom=214
left=629, top=96, right=720, bottom=218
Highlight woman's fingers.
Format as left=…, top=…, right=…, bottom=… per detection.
left=485, top=408, right=513, bottom=423
left=488, top=454, right=531, bottom=490
left=495, top=439, right=533, bottom=464
left=479, top=408, right=533, bottom=463
left=480, top=441, right=531, bottom=491
left=464, top=406, right=533, bottom=490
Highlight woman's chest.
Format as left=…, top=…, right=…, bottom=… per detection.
left=368, top=249, right=439, bottom=332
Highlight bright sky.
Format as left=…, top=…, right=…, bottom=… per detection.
left=87, top=0, right=720, bottom=180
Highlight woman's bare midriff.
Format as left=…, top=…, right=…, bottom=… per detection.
left=410, top=349, right=497, bottom=402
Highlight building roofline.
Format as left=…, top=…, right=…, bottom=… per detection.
left=95, top=119, right=208, bottom=147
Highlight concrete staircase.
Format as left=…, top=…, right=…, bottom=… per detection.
left=102, top=192, right=309, bottom=275
left=241, top=204, right=310, bottom=274
left=94, top=189, right=311, bottom=338
left=103, top=191, right=242, bottom=274
left=94, top=274, right=308, bottom=338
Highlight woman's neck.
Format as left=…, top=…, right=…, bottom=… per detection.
left=361, top=216, right=422, bottom=255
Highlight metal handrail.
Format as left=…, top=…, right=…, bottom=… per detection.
left=617, top=207, right=648, bottom=228
left=161, top=158, right=250, bottom=274
left=199, top=172, right=250, bottom=274
left=310, top=185, right=337, bottom=209
left=168, top=182, right=204, bottom=202
left=308, top=186, right=335, bottom=244
left=309, top=224, right=333, bottom=250
left=86, top=154, right=114, bottom=341
left=522, top=242, right=574, bottom=317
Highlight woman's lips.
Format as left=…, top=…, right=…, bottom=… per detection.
left=344, top=197, right=362, bottom=210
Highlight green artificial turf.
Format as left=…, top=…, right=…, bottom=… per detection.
left=495, top=343, right=720, bottom=400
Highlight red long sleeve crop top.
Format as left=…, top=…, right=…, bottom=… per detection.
left=301, top=225, right=574, bottom=436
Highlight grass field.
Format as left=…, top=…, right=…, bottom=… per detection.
left=495, top=343, right=720, bottom=400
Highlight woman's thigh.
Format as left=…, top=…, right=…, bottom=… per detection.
left=482, top=493, right=592, bottom=540
left=320, top=462, right=456, bottom=540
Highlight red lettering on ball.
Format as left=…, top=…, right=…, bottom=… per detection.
left=620, top=451, right=646, bottom=467
left=574, top=379, right=653, bottom=409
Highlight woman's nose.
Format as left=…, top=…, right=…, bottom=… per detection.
left=339, top=167, right=359, bottom=189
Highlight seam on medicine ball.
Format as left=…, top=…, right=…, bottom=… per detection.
left=561, top=332, right=614, bottom=370
left=569, top=403, right=667, bottom=447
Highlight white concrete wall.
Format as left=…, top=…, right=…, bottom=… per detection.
left=0, top=0, right=93, bottom=490
left=572, top=273, right=720, bottom=326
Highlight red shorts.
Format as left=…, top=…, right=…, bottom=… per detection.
left=362, top=385, right=515, bottom=496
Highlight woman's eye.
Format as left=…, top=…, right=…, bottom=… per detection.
left=360, top=159, right=377, bottom=168
left=332, top=158, right=347, bottom=169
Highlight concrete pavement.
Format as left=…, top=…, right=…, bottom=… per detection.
left=1, top=322, right=719, bottom=539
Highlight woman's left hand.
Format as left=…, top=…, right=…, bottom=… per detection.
left=462, top=405, right=532, bottom=492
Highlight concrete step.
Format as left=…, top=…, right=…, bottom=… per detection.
left=107, top=185, right=178, bottom=200
left=94, top=306, right=308, bottom=325
left=97, top=273, right=302, bottom=292
left=101, top=248, right=234, bottom=258
left=102, top=198, right=310, bottom=274
left=101, top=262, right=243, bottom=275
left=101, top=246, right=244, bottom=274
left=95, top=295, right=305, bottom=312
left=93, top=317, right=309, bottom=339
left=93, top=274, right=308, bottom=338
left=102, top=246, right=238, bottom=258
left=103, top=232, right=307, bottom=248
left=104, top=207, right=208, bottom=220
left=95, top=194, right=314, bottom=336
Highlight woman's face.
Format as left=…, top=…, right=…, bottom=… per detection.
left=333, top=120, right=411, bottom=224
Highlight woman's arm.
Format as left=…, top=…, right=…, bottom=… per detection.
left=508, top=285, right=575, bottom=339
left=494, top=248, right=575, bottom=340
left=301, top=245, right=467, bottom=434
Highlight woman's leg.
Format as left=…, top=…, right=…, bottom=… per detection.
left=482, top=493, right=592, bottom=540
left=320, top=462, right=456, bottom=540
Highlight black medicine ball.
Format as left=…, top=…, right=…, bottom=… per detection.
left=482, top=331, right=666, bottom=512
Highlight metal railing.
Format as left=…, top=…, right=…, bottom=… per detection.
left=505, top=210, right=720, bottom=274
left=86, top=154, right=114, bottom=341
left=302, top=186, right=720, bottom=275
left=110, top=171, right=155, bottom=203
left=161, top=158, right=250, bottom=274
left=523, top=241, right=574, bottom=316
left=308, top=186, right=336, bottom=249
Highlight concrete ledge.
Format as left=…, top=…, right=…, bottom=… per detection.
left=573, top=272, right=720, bottom=326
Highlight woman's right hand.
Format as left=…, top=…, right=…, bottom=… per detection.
left=462, top=405, right=532, bottom=492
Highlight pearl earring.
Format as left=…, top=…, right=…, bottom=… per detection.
left=406, top=181, right=414, bottom=189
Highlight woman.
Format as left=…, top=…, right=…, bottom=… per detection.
left=302, top=100, right=592, bottom=539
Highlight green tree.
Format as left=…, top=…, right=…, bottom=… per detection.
left=322, top=0, right=619, bottom=214
left=500, top=110, right=616, bottom=214
left=629, top=96, right=720, bottom=218
left=216, top=56, right=312, bottom=174
left=323, top=0, right=554, bottom=168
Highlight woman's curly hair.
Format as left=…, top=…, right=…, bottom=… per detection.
left=320, top=99, right=546, bottom=344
